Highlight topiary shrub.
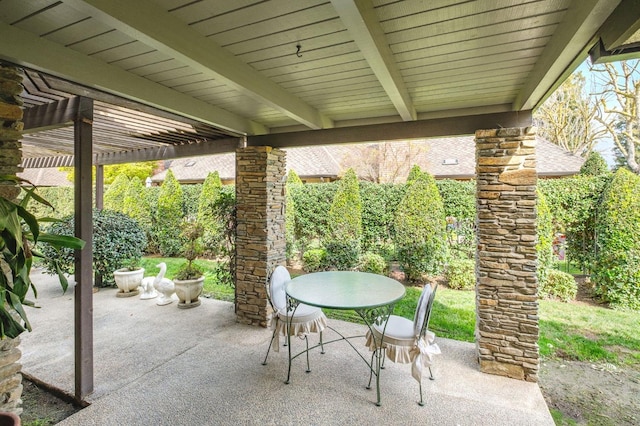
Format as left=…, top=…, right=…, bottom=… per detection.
left=394, top=167, right=448, bottom=281
left=592, top=168, right=640, bottom=310
left=539, top=269, right=577, bottom=302
left=285, top=170, right=303, bottom=262
left=580, top=151, right=609, bottom=176
left=302, top=248, right=328, bottom=272
left=122, top=176, right=152, bottom=251
left=156, top=170, right=184, bottom=256
left=103, top=174, right=130, bottom=212
left=445, top=258, right=475, bottom=290
left=324, top=168, right=362, bottom=269
left=537, top=189, right=554, bottom=288
left=197, top=172, right=223, bottom=255
left=357, top=252, right=387, bottom=275
left=40, top=209, right=147, bottom=287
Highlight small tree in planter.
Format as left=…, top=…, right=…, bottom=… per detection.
left=173, top=219, right=205, bottom=309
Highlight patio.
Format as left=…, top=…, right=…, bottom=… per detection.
left=20, top=270, right=553, bottom=425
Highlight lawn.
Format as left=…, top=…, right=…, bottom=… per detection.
left=143, top=256, right=640, bottom=365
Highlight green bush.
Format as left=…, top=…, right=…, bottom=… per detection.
left=445, top=258, right=475, bottom=290
left=156, top=170, right=184, bottom=256
left=103, top=174, right=129, bottom=212
left=539, top=269, right=577, bottom=302
left=394, top=168, right=448, bottom=280
left=537, top=189, right=554, bottom=288
left=302, top=248, right=328, bottom=272
left=436, top=179, right=476, bottom=221
left=122, top=177, right=152, bottom=251
left=40, top=209, right=147, bottom=287
left=580, top=151, right=609, bottom=176
left=290, top=182, right=337, bottom=249
left=360, top=182, right=405, bottom=254
left=285, top=170, right=303, bottom=261
left=197, top=172, right=223, bottom=255
left=592, top=168, right=640, bottom=309
left=357, top=252, right=387, bottom=275
left=325, top=169, right=362, bottom=269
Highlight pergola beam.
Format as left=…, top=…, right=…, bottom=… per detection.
left=65, top=0, right=331, bottom=130
left=22, top=96, right=78, bottom=133
left=331, top=0, right=416, bottom=121
left=248, top=111, right=532, bottom=148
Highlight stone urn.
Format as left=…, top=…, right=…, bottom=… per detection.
left=173, top=276, right=204, bottom=309
left=113, top=268, right=145, bottom=297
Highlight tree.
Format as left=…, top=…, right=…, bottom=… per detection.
left=285, top=170, right=303, bottom=261
left=59, top=161, right=158, bottom=184
left=122, top=176, right=152, bottom=249
left=579, top=151, right=609, bottom=176
left=156, top=170, right=184, bottom=256
left=340, top=142, right=427, bottom=183
left=325, top=168, right=362, bottom=269
left=592, top=60, right=640, bottom=173
left=197, top=172, right=223, bottom=255
left=534, top=72, right=604, bottom=157
left=103, top=174, right=129, bottom=212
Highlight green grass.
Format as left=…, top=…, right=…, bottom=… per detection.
left=553, top=260, right=585, bottom=275
left=140, top=257, right=234, bottom=302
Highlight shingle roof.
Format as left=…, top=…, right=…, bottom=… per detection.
left=19, top=167, right=72, bottom=187
left=151, top=136, right=585, bottom=183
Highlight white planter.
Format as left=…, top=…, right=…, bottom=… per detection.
left=173, top=276, right=205, bottom=309
left=113, top=268, right=145, bottom=297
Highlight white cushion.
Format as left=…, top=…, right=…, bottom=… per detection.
left=269, top=265, right=291, bottom=311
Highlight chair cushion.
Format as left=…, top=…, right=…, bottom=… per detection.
left=269, top=265, right=291, bottom=311
left=413, top=285, right=432, bottom=337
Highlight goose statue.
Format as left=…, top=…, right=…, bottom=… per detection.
left=152, top=262, right=177, bottom=306
left=139, top=273, right=158, bottom=300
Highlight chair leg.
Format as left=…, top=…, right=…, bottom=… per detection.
left=429, top=366, right=435, bottom=380
left=366, top=349, right=376, bottom=389
left=320, top=330, right=325, bottom=354
left=262, top=327, right=278, bottom=365
left=418, top=381, right=424, bottom=406
left=305, top=335, right=311, bottom=373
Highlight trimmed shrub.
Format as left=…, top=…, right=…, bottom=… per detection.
left=103, top=174, right=129, bottom=212
left=445, top=258, right=475, bottom=290
left=357, top=252, right=387, bottom=275
left=40, top=209, right=147, bottom=287
left=285, top=170, right=303, bottom=261
left=302, top=248, right=328, bottom=272
left=580, top=151, right=609, bottom=176
left=539, top=269, right=577, bottom=302
left=156, top=170, right=184, bottom=256
left=592, top=168, right=640, bottom=310
left=360, top=182, right=405, bottom=255
left=122, top=177, right=152, bottom=250
left=290, top=182, right=337, bottom=249
left=436, top=179, right=476, bottom=221
left=394, top=168, right=448, bottom=280
left=197, top=172, right=223, bottom=255
left=537, top=189, right=554, bottom=288
left=325, top=169, right=363, bottom=269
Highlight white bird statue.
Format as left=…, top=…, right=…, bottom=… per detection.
left=153, top=262, right=176, bottom=306
left=140, top=272, right=158, bottom=300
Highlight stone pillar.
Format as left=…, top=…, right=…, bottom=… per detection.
left=475, top=127, right=539, bottom=382
left=0, top=62, right=25, bottom=414
left=235, top=146, right=286, bottom=326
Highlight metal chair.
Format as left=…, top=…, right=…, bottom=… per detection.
left=261, top=266, right=327, bottom=372
left=365, top=283, right=440, bottom=406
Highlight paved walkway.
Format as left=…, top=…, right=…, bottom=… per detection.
left=20, top=271, right=554, bottom=425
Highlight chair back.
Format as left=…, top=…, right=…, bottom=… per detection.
left=413, top=283, right=438, bottom=338
left=269, top=265, right=291, bottom=311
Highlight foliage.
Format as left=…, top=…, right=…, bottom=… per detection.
left=285, top=170, right=303, bottom=260
left=302, top=248, right=328, bottom=272
left=210, top=186, right=236, bottom=289
left=156, top=170, right=184, bottom=256
left=436, top=179, right=476, bottom=221
left=197, top=172, right=223, bottom=255
left=325, top=169, right=362, bottom=269
left=26, top=187, right=74, bottom=220
left=122, top=177, right=152, bottom=251
left=534, top=71, right=604, bottom=156
left=445, top=258, right=475, bottom=290
left=579, top=151, right=609, bottom=176
left=0, top=176, right=84, bottom=338
left=356, top=252, right=387, bottom=275
left=539, top=269, right=577, bottom=302
left=359, top=182, right=405, bottom=255
left=290, top=182, right=337, bottom=250
left=406, top=164, right=423, bottom=184
left=537, top=189, right=555, bottom=288
left=174, top=219, right=204, bottom=281
left=394, top=168, right=448, bottom=280
left=41, top=209, right=145, bottom=287
left=59, top=162, right=157, bottom=185
left=103, top=174, right=129, bottom=212
left=339, top=142, right=427, bottom=183
left=592, top=168, right=640, bottom=309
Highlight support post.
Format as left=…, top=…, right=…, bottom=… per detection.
left=74, top=96, right=94, bottom=399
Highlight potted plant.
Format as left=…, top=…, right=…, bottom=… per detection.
left=0, top=175, right=85, bottom=339
left=113, top=257, right=145, bottom=297
left=172, top=219, right=205, bottom=309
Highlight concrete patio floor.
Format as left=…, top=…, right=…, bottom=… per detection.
left=20, top=270, right=554, bottom=425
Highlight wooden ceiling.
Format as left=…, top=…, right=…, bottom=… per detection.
left=1, top=0, right=639, bottom=165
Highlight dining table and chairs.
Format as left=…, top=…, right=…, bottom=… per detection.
left=262, top=267, right=440, bottom=406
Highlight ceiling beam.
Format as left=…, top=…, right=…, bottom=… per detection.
left=22, top=96, right=78, bottom=132
left=513, top=0, right=620, bottom=111
left=66, top=0, right=332, bottom=130
left=248, top=111, right=532, bottom=148
left=598, top=0, right=640, bottom=50
left=331, top=0, right=416, bottom=121
left=0, top=22, right=265, bottom=136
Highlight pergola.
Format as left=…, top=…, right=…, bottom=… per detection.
left=1, top=0, right=639, bottom=401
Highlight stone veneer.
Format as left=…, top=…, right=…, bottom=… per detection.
left=0, top=62, right=25, bottom=414
left=475, top=127, right=539, bottom=382
left=235, top=146, right=286, bottom=327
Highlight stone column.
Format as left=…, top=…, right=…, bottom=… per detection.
left=475, top=127, right=539, bottom=382
left=235, top=146, right=286, bottom=326
left=0, top=62, right=25, bottom=414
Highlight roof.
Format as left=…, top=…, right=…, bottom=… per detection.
left=150, top=136, right=585, bottom=183
left=2, top=1, right=639, bottom=166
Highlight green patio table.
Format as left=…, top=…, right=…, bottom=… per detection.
left=285, top=271, right=405, bottom=406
